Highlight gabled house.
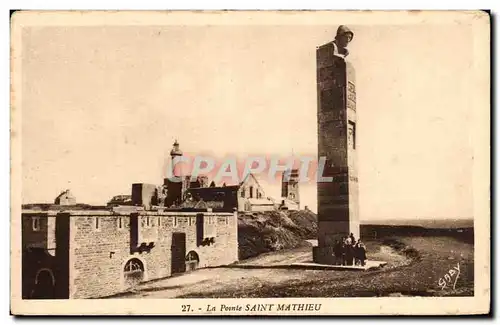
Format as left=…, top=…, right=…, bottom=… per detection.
left=182, top=173, right=276, bottom=212
left=54, top=189, right=76, bottom=206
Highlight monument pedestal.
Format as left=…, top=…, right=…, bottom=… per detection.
left=312, top=246, right=336, bottom=265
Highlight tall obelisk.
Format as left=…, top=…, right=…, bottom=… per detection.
left=313, top=25, right=360, bottom=264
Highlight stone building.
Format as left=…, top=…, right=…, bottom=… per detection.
left=155, top=140, right=276, bottom=212
left=21, top=206, right=238, bottom=299
left=277, top=198, right=300, bottom=211
left=281, top=168, right=300, bottom=210
left=131, top=183, right=157, bottom=210
left=161, top=141, right=211, bottom=207
left=183, top=173, right=275, bottom=212
left=54, top=189, right=76, bottom=206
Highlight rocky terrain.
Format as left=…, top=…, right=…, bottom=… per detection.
left=237, top=210, right=318, bottom=260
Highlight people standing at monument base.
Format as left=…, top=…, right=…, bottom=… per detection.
left=356, top=241, right=367, bottom=266
left=341, top=237, right=347, bottom=265
left=334, top=233, right=367, bottom=267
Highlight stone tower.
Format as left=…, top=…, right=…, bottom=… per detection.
left=313, top=26, right=359, bottom=264
left=164, top=139, right=185, bottom=207
left=281, top=169, right=300, bottom=208
left=170, top=139, right=183, bottom=176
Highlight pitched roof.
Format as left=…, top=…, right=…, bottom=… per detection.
left=240, top=173, right=262, bottom=187
left=55, top=189, right=75, bottom=200
left=279, top=198, right=299, bottom=206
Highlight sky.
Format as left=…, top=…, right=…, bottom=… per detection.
left=20, top=22, right=475, bottom=220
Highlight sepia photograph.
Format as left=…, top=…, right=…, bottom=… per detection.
left=10, top=10, right=490, bottom=315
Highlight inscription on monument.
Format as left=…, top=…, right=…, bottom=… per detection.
left=347, top=81, right=356, bottom=111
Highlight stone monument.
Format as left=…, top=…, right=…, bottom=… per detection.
left=313, top=25, right=360, bottom=264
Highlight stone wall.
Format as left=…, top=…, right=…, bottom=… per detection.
left=20, top=209, right=238, bottom=299
left=69, top=213, right=131, bottom=298
left=22, top=213, right=55, bottom=251
left=22, top=209, right=238, bottom=299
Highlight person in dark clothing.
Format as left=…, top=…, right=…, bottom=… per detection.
left=358, top=241, right=367, bottom=266
left=353, top=242, right=360, bottom=265
left=345, top=242, right=354, bottom=266
left=333, top=240, right=342, bottom=265
left=349, top=246, right=356, bottom=266
left=341, top=237, right=347, bottom=265
left=349, top=233, right=356, bottom=245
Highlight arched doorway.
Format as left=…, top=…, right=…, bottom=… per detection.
left=31, top=269, right=55, bottom=299
left=185, top=251, right=200, bottom=272
left=123, top=258, right=145, bottom=288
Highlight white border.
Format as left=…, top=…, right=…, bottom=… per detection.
left=3, top=2, right=497, bottom=322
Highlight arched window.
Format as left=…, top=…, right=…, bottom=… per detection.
left=31, top=269, right=55, bottom=299
left=186, top=251, right=200, bottom=262
left=124, top=258, right=144, bottom=273
left=185, top=251, right=200, bottom=272
left=123, top=258, right=145, bottom=286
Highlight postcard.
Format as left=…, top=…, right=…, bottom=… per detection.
left=10, top=10, right=490, bottom=316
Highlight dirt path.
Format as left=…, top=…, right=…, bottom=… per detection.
left=115, top=246, right=318, bottom=299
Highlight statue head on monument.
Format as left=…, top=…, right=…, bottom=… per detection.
left=333, top=25, right=354, bottom=58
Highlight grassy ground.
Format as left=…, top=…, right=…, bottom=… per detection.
left=181, top=236, right=473, bottom=298
left=112, top=234, right=473, bottom=298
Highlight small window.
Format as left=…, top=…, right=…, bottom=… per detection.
left=146, top=217, right=150, bottom=228
left=158, top=217, right=161, bottom=227
left=117, top=217, right=123, bottom=229
left=173, top=217, right=178, bottom=228
left=32, top=217, right=40, bottom=231
left=241, top=187, right=246, bottom=198
left=348, top=120, right=356, bottom=150
left=225, top=217, right=229, bottom=225
left=94, top=217, right=100, bottom=231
